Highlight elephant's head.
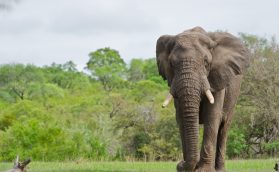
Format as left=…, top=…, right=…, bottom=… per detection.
left=156, top=26, right=250, bottom=169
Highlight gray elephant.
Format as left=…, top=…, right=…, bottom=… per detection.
left=156, top=27, right=250, bottom=172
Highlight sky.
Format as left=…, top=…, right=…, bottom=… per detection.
left=0, top=0, right=279, bottom=70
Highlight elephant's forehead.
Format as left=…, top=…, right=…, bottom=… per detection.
left=176, top=34, right=197, bottom=47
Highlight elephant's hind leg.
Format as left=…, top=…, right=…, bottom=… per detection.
left=215, top=76, right=242, bottom=172
left=215, top=120, right=230, bottom=172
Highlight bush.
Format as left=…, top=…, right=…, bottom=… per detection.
left=227, top=129, right=248, bottom=158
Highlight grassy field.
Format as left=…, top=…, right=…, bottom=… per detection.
left=0, top=159, right=278, bottom=172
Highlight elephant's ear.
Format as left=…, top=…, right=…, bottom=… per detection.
left=208, top=32, right=251, bottom=91
left=156, top=35, right=176, bottom=86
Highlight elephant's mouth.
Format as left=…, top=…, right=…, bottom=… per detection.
left=162, top=85, right=214, bottom=108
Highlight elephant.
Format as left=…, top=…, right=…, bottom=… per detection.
left=156, top=26, right=250, bottom=172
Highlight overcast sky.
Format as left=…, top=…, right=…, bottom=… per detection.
left=0, top=0, right=279, bottom=70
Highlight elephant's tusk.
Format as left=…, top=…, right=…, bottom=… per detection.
left=205, top=90, right=214, bottom=104
left=162, top=93, right=173, bottom=108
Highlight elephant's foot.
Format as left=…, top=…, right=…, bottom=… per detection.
left=196, top=165, right=216, bottom=172
left=176, top=160, right=185, bottom=172
left=215, top=167, right=227, bottom=172
left=215, top=162, right=226, bottom=172
left=177, top=160, right=200, bottom=172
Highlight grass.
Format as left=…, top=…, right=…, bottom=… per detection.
left=0, top=159, right=278, bottom=172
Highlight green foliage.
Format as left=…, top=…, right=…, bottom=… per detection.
left=0, top=100, right=107, bottom=161
left=131, top=80, right=165, bottom=102
left=142, top=59, right=159, bottom=81
left=128, top=58, right=165, bottom=85
left=227, top=129, right=248, bottom=158
left=0, top=100, right=47, bottom=130
left=43, top=62, right=90, bottom=90
left=134, top=132, right=151, bottom=158
left=235, top=34, right=279, bottom=158
left=150, top=115, right=181, bottom=160
left=0, top=37, right=279, bottom=162
left=128, top=59, right=146, bottom=82
left=87, top=48, right=127, bottom=91
left=27, top=83, right=65, bottom=101
left=263, top=141, right=279, bottom=156
left=0, top=64, right=44, bottom=101
left=0, top=118, right=70, bottom=161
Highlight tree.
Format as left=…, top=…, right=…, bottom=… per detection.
left=128, top=58, right=167, bottom=86
left=86, top=48, right=127, bottom=91
left=128, top=59, right=145, bottom=82
left=233, top=34, right=279, bottom=157
left=42, top=62, right=90, bottom=90
left=0, top=64, right=44, bottom=101
left=62, top=61, right=78, bottom=72
left=142, top=58, right=159, bottom=80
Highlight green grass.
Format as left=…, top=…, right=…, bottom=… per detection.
left=0, top=159, right=278, bottom=172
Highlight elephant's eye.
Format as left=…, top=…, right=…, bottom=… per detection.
left=204, top=57, right=209, bottom=68
left=170, top=54, right=179, bottom=67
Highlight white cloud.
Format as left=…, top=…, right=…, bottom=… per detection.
left=0, top=0, right=278, bottom=70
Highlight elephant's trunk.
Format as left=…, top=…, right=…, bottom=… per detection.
left=173, top=60, right=202, bottom=170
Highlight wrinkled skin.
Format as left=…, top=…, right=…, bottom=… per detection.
left=156, top=27, right=250, bottom=172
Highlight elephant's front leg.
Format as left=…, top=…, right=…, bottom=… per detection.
left=197, top=89, right=225, bottom=172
